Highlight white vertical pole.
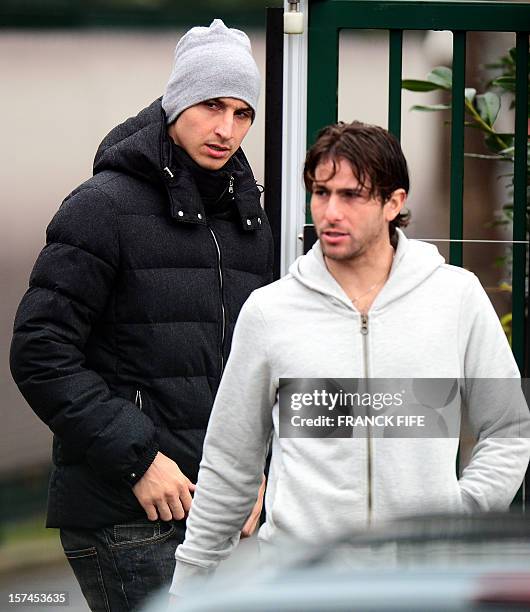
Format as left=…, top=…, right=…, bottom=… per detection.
left=281, top=0, right=309, bottom=277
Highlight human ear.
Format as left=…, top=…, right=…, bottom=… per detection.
left=384, top=188, right=407, bottom=222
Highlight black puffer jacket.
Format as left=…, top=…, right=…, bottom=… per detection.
left=10, top=99, right=273, bottom=528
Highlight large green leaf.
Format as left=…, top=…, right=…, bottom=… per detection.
left=484, top=132, right=511, bottom=155
left=402, top=79, right=442, bottom=92
left=492, top=134, right=515, bottom=153
left=491, top=75, right=517, bottom=92
left=465, top=88, right=476, bottom=103
left=427, top=66, right=452, bottom=90
left=410, top=104, right=451, bottom=112
left=476, top=92, right=501, bottom=127
left=493, top=133, right=515, bottom=142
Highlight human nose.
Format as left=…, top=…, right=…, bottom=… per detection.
left=324, top=194, right=344, bottom=223
left=214, top=111, right=234, bottom=141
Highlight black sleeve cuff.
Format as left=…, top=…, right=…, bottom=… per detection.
left=125, top=442, right=160, bottom=487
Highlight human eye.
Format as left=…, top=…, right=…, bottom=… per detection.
left=203, top=100, right=220, bottom=110
left=312, top=186, right=328, bottom=197
left=236, top=108, right=253, bottom=120
left=343, top=189, right=367, bottom=203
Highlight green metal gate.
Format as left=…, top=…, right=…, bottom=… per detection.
left=307, top=0, right=529, bottom=371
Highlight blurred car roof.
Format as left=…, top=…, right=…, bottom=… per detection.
left=146, top=512, right=530, bottom=612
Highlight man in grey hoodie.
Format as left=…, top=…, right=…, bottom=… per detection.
left=169, top=121, right=530, bottom=595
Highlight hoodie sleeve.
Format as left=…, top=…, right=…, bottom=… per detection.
left=10, top=187, right=159, bottom=484
left=170, top=292, right=275, bottom=596
left=458, top=274, right=530, bottom=512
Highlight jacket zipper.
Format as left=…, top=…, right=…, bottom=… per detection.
left=135, top=389, right=143, bottom=411
left=209, top=227, right=226, bottom=373
left=228, top=174, right=234, bottom=195
left=360, top=313, right=373, bottom=525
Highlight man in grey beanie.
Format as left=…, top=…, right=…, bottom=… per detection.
left=10, top=18, right=272, bottom=612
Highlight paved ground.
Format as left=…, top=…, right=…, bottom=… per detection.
left=0, top=560, right=88, bottom=612
left=0, top=530, right=259, bottom=612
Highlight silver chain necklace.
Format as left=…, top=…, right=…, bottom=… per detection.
left=350, top=279, right=384, bottom=305
left=350, top=250, right=395, bottom=305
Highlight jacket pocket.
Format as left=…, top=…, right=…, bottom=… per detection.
left=53, top=436, right=84, bottom=466
left=133, top=387, right=161, bottom=427
left=134, top=389, right=143, bottom=410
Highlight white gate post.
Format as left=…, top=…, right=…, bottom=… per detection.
left=281, top=0, right=309, bottom=276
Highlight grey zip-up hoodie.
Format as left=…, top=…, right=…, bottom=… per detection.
left=170, top=230, right=530, bottom=594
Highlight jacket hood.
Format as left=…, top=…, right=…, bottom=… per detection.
left=289, top=229, right=445, bottom=311
left=92, top=99, right=264, bottom=230
left=94, top=98, right=169, bottom=184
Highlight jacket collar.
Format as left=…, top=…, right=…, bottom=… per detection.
left=162, top=143, right=264, bottom=231
left=94, top=98, right=264, bottom=231
left=158, top=101, right=263, bottom=231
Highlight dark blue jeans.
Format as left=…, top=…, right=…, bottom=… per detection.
left=60, top=519, right=186, bottom=612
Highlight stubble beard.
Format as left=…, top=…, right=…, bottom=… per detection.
left=318, top=224, right=387, bottom=263
left=321, top=241, right=362, bottom=262
left=317, top=227, right=364, bottom=263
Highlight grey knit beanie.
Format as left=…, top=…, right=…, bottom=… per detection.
left=162, top=19, right=261, bottom=125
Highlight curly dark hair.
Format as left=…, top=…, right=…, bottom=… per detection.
left=303, top=121, right=411, bottom=239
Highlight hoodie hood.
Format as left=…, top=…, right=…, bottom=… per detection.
left=92, top=98, right=264, bottom=231
left=289, top=229, right=445, bottom=310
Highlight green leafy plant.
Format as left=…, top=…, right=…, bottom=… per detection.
left=402, top=48, right=530, bottom=344
left=402, top=48, right=529, bottom=216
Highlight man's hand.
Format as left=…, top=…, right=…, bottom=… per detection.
left=241, top=475, right=266, bottom=538
left=133, top=451, right=196, bottom=521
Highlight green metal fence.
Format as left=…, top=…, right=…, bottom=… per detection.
left=307, top=0, right=529, bottom=371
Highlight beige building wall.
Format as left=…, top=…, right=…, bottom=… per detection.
left=1, top=28, right=513, bottom=475
left=1, top=29, right=269, bottom=474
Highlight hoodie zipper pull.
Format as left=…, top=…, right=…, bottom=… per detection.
left=360, top=314, right=369, bottom=335
left=228, top=175, right=234, bottom=195
left=163, top=166, right=174, bottom=179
